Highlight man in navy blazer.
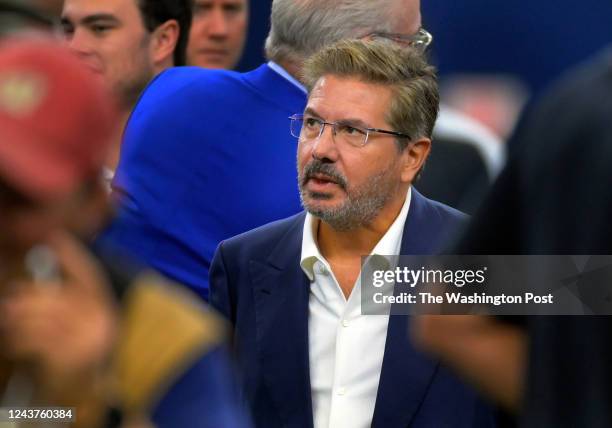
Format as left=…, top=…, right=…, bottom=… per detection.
left=100, top=0, right=429, bottom=301
left=210, top=40, right=494, bottom=428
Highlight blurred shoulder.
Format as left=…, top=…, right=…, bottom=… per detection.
left=138, top=66, right=246, bottom=104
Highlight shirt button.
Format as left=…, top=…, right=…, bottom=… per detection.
left=342, top=319, right=350, bottom=327
left=317, top=264, right=328, bottom=275
left=337, top=387, right=346, bottom=396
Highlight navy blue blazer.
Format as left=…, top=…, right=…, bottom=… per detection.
left=101, top=64, right=306, bottom=300
left=210, top=189, right=495, bottom=428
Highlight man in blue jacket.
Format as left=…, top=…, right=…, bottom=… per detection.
left=209, top=39, right=494, bottom=428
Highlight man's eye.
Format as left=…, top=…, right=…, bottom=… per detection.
left=91, top=25, right=110, bottom=34
left=304, top=118, right=320, bottom=128
left=339, top=125, right=365, bottom=136
left=223, top=4, right=243, bottom=14
left=61, top=25, right=74, bottom=37
left=194, top=3, right=213, bottom=14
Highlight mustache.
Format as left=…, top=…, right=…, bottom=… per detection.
left=301, top=160, right=347, bottom=190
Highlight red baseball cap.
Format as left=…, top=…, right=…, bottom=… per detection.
left=0, top=37, right=118, bottom=201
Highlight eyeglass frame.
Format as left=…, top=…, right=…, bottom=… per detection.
left=289, top=114, right=411, bottom=148
left=362, top=27, right=433, bottom=53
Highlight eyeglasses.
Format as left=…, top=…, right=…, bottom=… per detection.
left=289, top=114, right=410, bottom=149
left=363, top=27, right=433, bottom=53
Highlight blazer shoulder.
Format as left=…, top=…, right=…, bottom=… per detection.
left=426, top=197, right=469, bottom=224
left=136, top=67, right=246, bottom=108
left=415, top=189, right=468, bottom=224
left=219, top=212, right=306, bottom=260
left=405, top=190, right=469, bottom=253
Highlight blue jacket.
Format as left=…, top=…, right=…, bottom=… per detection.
left=209, top=189, right=495, bottom=428
left=103, top=64, right=306, bottom=300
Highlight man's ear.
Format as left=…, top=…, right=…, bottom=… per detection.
left=400, top=138, right=431, bottom=184
left=150, top=19, right=180, bottom=68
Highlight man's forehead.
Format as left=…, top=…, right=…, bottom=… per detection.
left=194, top=0, right=247, bottom=6
left=307, top=75, right=393, bottom=121
left=62, top=0, right=140, bottom=21
left=309, top=75, right=391, bottom=97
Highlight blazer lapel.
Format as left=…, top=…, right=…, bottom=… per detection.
left=372, top=314, right=439, bottom=428
left=372, top=189, right=441, bottom=428
left=397, top=189, right=443, bottom=255
left=250, top=213, right=314, bottom=428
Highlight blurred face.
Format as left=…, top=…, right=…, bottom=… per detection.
left=187, top=0, right=248, bottom=69
left=0, top=189, right=74, bottom=282
left=0, top=180, right=107, bottom=281
left=60, top=0, right=155, bottom=109
left=297, top=76, right=409, bottom=231
left=0, top=194, right=69, bottom=262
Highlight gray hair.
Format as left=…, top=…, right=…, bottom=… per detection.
left=265, top=0, right=397, bottom=64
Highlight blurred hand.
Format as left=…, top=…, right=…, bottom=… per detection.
left=0, top=231, right=118, bottom=399
left=411, top=315, right=526, bottom=412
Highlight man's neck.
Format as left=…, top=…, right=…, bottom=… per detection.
left=105, top=109, right=131, bottom=172
left=154, top=59, right=173, bottom=77
left=315, top=195, right=405, bottom=299
left=275, top=59, right=303, bottom=84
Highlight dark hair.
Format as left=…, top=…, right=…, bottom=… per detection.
left=137, top=0, right=193, bottom=66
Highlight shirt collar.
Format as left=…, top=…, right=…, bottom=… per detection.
left=300, top=187, right=412, bottom=281
left=267, top=61, right=307, bottom=94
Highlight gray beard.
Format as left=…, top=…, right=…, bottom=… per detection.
left=299, top=166, right=400, bottom=232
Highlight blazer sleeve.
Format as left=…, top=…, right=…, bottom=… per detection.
left=209, top=242, right=235, bottom=324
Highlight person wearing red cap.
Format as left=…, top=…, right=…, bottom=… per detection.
left=0, top=38, right=251, bottom=428
left=0, top=35, right=118, bottom=274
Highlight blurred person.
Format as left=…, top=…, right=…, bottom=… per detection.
left=416, top=104, right=503, bottom=214
left=209, top=39, right=494, bottom=428
left=0, top=38, right=250, bottom=428
left=0, top=0, right=54, bottom=36
left=0, top=37, right=119, bottom=428
left=412, top=47, right=612, bottom=427
left=60, top=0, right=193, bottom=170
left=102, top=0, right=442, bottom=301
left=412, top=315, right=526, bottom=418
left=187, top=0, right=248, bottom=69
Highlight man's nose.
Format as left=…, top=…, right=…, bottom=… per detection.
left=66, top=28, right=94, bottom=58
left=311, top=123, right=339, bottom=161
left=208, top=9, right=229, bottom=37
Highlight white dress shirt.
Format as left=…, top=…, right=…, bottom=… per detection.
left=300, top=188, right=412, bottom=428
